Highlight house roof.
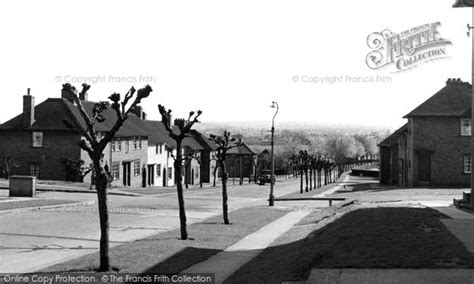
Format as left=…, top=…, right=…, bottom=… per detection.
left=227, top=143, right=256, bottom=155
left=190, top=130, right=218, bottom=151
left=0, top=98, right=148, bottom=138
left=404, top=79, right=472, bottom=118
left=378, top=123, right=408, bottom=147
left=140, top=120, right=176, bottom=147
left=182, top=136, right=205, bottom=150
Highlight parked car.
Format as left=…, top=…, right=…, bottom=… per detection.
left=258, top=170, right=272, bottom=185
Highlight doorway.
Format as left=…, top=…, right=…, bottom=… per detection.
left=123, top=162, right=131, bottom=186
left=417, top=152, right=431, bottom=185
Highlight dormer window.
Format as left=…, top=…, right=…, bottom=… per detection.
left=461, top=119, right=471, bottom=136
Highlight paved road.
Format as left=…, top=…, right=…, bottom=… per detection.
left=0, top=178, right=303, bottom=273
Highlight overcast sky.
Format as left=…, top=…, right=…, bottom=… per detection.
left=0, top=0, right=472, bottom=130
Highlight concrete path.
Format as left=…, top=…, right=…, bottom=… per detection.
left=184, top=210, right=311, bottom=283
left=315, top=174, right=350, bottom=197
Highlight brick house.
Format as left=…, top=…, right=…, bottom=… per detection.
left=222, top=142, right=256, bottom=183
left=379, top=78, right=471, bottom=187
left=0, top=88, right=148, bottom=187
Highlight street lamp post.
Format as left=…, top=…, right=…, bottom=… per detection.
left=269, top=101, right=279, bottom=206
left=453, top=0, right=474, bottom=206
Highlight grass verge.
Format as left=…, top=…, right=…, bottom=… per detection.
left=39, top=206, right=288, bottom=273
left=226, top=206, right=474, bottom=283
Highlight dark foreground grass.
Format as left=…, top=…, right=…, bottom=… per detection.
left=0, top=199, right=77, bottom=210
left=40, top=206, right=288, bottom=273
left=227, top=206, right=474, bottom=283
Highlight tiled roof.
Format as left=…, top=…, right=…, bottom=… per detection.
left=0, top=98, right=148, bottom=138
left=404, top=79, right=472, bottom=118
left=378, top=123, right=408, bottom=147
left=190, top=130, right=218, bottom=151
left=140, top=120, right=176, bottom=147
left=227, top=143, right=256, bottom=155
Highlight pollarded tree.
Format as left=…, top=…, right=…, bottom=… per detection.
left=0, top=156, right=21, bottom=179
left=158, top=105, right=202, bottom=240
left=62, top=83, right=152, bottom=271
left=209, top=131, right=241, bottom=224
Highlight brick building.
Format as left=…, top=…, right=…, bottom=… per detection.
left=0, top=88, right=149, bottom=187
left=222, top=143, right=256, bottom=183
left=379, top=78, right=471, bottom=187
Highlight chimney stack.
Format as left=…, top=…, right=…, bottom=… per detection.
left=22, top=88, right=35, bottom=128
left=79, top=91, right=88, bottom=101
left=132, top=105, right=144, bottom=119
left=174, top=118, right=186, bottom=128
left=61, top=85, right=75, bottom=103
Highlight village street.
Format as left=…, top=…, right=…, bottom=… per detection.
left=0, top=178, right=309, bottom=273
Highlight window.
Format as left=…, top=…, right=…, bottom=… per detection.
left=30, top=163, right=40, bottom=177
left=125, top=140, right=129, bottom=153
left=111, top=141, right=116, bottom=152
left=111, top=162, right=120, bottom=180
left=168, top=167, right=173, bottom=180
left=116, top=141, right=122, bottom=152
left=132, top=138, right=137, bottom=150
left=134, top=161, right=140, bottom=176
left=32, top=132, right=43, bottom=148
left=156, top=164, right=161, bottom=177
left=195, top=166, right=199, bottom=179
left=464, top=155, right=472, bottom=174
left=461, top=119, right=471, bottom=136
left=156, top=143, right=163, bottom=154
left=138, top=138, right=142, bottom=150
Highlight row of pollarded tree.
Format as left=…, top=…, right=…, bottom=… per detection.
left=62, top=83, right=243, bottom=272
left=289, top=150, right=377, bottom=194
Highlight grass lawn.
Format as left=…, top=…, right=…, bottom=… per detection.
left=0, top=199, right=77, bottom=210
left=226, top=206, right=474, bottom=283
left=39, top=206, right=288, bottom=273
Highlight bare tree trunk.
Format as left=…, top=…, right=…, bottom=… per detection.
left=175, top=142, right=188, bottom=240
left=305, top=167, right=309, bottom=192
left=300, top=167, right=303, bottom=194
left=220, top=161, right=230, bottom=224
left=239, top=156, right=243, bottom=185
left=309, top=167, right=313, bottom=191
left=94, top=161, right=110, bottom=271
left=199, top=162, right=203, bottom=188
left=184, top=162, right=189, bottom=189
left=212, top=165, right=218, bottom=187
